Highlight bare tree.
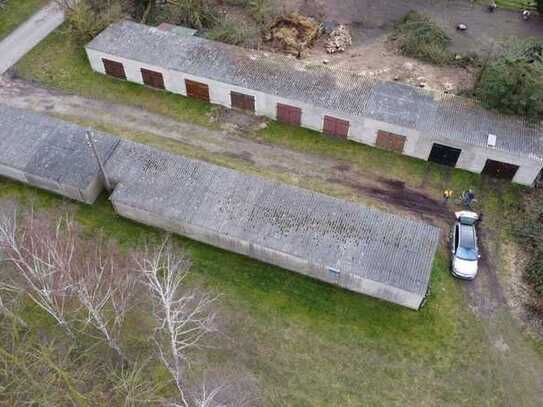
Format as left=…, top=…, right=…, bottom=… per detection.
left=74, top=234, right=137, bottom=364
left=0, top=209, right=137, bottom=359
left=138, top=240, right=218, bottom=407
left=0, top=210, right=77, bottom=338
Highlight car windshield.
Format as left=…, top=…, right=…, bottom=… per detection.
left=456, top=247, right=478, bottom=261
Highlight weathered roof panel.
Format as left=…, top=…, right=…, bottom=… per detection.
left=107, top=141, right=440, bottom=300
left=0, top=104, right=120, bottom=198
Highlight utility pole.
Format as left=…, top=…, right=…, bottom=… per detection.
left=85, top=130, right=112, bottom=192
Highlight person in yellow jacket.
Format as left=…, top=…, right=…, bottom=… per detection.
left=442, top=189, right=454, bottom=204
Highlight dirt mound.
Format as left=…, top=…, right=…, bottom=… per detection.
left=264, top=13, right=321, bottom=57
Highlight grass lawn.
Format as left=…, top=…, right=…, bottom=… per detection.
left=1, top=178, right=542, bottom=406
left=0, top=0, right=48, bottom=40
left=495, top=0, right=537, bottom=11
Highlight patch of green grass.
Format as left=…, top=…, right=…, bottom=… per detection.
left=2, top=177, right=543, bottom=405
left=0, top=0, right=48, bottom=39
left=494, top=0, right=536, bottom=11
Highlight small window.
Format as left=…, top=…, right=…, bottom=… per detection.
left=102, top=59, right=126, bottom=80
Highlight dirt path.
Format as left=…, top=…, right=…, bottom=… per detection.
left=0, top=77, right=451, bottom=226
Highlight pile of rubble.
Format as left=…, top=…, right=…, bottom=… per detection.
left=325, top=25, right=352, bottom=54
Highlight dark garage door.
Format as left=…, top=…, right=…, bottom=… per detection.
left=482, top=159, right=519, bottom=180
left=185, top=79, right=210, bottom=102
left=102, top=59, right=126, bottom=80
left=428, top=143, right=461, bottom=167
left=375, top=130, right=406, bottom=153
left=231, top=91, right=255, bottom=112
left=277, top=103, right=302, bottom=126
left=141, top=68, right=165, bottom=89
left=323, top=116, right=349, bottom=139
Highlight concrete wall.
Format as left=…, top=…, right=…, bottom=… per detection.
left=111, top=197, right=424, bottom=309
left=85, top=48, right=543, bottom=185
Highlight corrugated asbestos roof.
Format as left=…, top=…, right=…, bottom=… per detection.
left=87, top=21, right=543, bottom=161
left=107, top=141, right=440, bottom=298
left=0, top=104, right=119, bottom=189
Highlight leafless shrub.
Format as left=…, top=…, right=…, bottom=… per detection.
left=74, top=234, right=138, bottom=364
left=138, top=240, right=219, bottom=407
left=110, top=360, right=166, bottom=406
left=0, top=209, right=78, bottom=338
left=0, top=209, right=138, bottom=361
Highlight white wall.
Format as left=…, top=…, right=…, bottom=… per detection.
left=85, top=47, right=543, bottom=186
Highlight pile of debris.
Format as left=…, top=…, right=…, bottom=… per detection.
left=325, top=24, right=352, bottom=54
left=264, top=13, right=321, bottom=57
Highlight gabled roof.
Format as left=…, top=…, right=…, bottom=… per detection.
left=107, top=140, right=440, bottom=303
left=87, top=20, right=543, bottom=161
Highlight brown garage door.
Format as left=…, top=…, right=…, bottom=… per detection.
left=141, top=68, right=165, bottom=89
left=277, top=103, right=302, bottom=126
left=185, top=79, right=210, bottom=102
left=102, top=59, right=126, bottom=80
left=231, top=91, right=255, bottom=112
left=323, top=116, right=349, bottom=139
left=482, top=159, right=519, bottom=180
left=375, top=130, right=406, bottom=153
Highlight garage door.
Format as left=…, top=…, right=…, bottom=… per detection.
left=231, top=91, right=255, bottom=112
left=428, top=143, right=461, bottom=167
left=482, top=159, right=519, bottom=180
left=323, top=116, right=349, bottom=139
left=102, top=59, right=126, bottom=80
left=277, top=103, right=302, bottom=126
left=185, top=79, right=210, bottom=102
left=375, top=130, right=406, bottom=153
left=141, top=68, right=165, bottom=89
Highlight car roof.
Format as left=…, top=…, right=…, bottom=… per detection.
left=458, top=223, right=476, bottom=249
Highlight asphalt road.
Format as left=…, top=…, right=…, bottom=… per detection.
left=0, top=1, right=64, bottom=75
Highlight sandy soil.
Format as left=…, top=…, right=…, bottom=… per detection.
left=303, top=34, right=477, bottom=93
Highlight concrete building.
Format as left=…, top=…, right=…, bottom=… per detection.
left=86, top=20, right=543, bottom=185
left=106, top=141, right=440, bottom=310
left=0, top=104, right=119, bottom=203
left=0, top=105, right=441, bottom=309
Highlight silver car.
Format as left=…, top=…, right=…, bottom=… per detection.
left=450, top=211, right=480, bottom=280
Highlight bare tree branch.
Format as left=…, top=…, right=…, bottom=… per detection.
left=0, top=209, right=76, bottom=338
left=73, top=233, right=138, bottom=365
left=138, top=239, right=218, bottom=407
